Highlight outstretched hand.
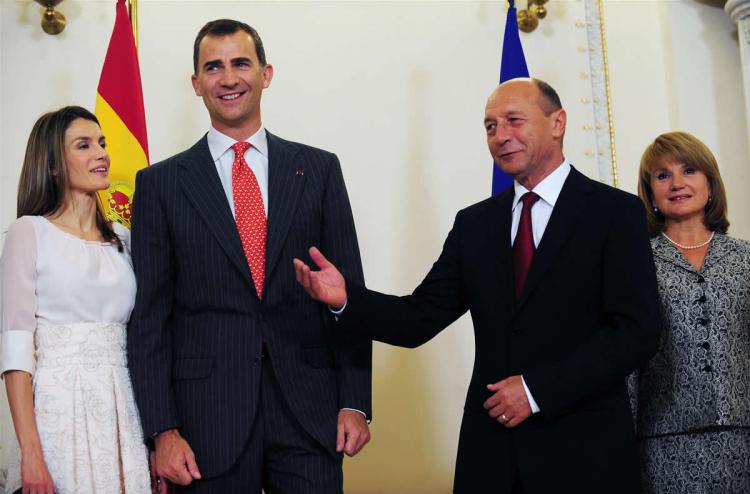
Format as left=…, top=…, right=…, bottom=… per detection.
left=293, top=247, right=348, bottom=309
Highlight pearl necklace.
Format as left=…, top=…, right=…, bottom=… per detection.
left=662, top=231, right=715, bottom=250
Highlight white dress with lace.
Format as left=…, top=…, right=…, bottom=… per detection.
left=0, top=216, right=150, bottom=494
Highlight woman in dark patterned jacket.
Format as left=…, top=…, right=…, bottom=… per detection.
left=633, top=131, right=750, bottom=493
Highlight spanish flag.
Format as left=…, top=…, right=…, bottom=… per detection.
left=96, top=0, right=148, bottom=227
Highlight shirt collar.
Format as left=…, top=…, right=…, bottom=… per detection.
left=206, top=125, right=268, bottom=162
left=512, top=159, right=571, bottom=210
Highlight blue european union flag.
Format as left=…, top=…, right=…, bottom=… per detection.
left=492, top=0, right=530, bottom=196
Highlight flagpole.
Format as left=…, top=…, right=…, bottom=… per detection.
left=127, top=0, right=139, bottom=52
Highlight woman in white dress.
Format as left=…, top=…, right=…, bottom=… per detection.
left=1, top=106, right=150, bottom=494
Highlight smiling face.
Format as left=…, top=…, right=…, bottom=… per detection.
left=191, top=31, right=273, bottom=140
left=650, top=158, right=711, bottom=225
left=484, top=80, right=566, bottom=189
left=63, top=118, right=110, bottom=194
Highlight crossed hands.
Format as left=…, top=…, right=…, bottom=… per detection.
left=293, top=247, right=348, bottom=309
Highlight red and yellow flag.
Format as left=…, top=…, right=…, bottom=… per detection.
left=96, top=0, right=148, bottom=227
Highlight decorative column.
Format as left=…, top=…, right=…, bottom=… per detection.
left=726, top=0, right=750, bottom=145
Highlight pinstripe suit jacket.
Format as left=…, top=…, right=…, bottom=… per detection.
left=126, top=132, right=371, bottom=478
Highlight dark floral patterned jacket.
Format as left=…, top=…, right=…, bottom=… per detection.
left=631, top=233, right=750, bottom=437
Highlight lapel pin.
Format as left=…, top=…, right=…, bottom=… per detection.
left=296, top=168, right=304, bottom=176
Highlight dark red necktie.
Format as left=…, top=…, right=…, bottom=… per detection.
left=513, top=192, right=540, bottom=300
left=231, top=141, right=267, bottom=299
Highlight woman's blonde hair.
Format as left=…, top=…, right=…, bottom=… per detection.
left=637, top=131, right=729, bottom=237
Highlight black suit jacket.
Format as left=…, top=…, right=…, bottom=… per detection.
left=127, top=132, right=371, bottom=478
left=340, top=167, right=659, bottom=493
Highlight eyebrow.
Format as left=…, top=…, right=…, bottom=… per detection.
left=203, top=57, right=252, bottom=70
left=69, top=135, right=104, bottom=144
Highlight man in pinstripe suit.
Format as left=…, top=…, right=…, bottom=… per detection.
left=127, top=19, right=371, bottom=493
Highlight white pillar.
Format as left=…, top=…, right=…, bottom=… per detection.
left=726, top=0, right=750, bottom=146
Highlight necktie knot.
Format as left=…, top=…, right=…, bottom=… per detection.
left=521, top=191, right=540, bottom=210
left=232, top=141, right=251, bottom=158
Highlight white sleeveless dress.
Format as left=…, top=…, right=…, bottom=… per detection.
left=0, top=216, right=150, bottom=494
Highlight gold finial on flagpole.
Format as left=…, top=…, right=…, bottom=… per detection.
left=33, top=0, right=66, bottom=35
left=517, top=0, right=549, bottom=33
left=128, top=0, right=139, bottom=52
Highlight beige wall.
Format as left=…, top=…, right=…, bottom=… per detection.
left=1, top=1, right=748, bottom=492
left=605, top=0, right=750, bottom=239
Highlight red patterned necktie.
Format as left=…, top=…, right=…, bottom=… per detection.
left=231, top=141, right=267, bottom=299
left=513, top=191, right=540, bottom=300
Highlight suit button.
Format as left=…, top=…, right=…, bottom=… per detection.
left=698, top=342, right=710, bottom=349
left=699, top=318, right=709, bottom=326
left=702, top=365, right=712, bottom=372
left=698, top=295, right=707, bottom=303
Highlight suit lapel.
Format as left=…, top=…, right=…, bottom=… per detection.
left=265, top=132, right=306, bottom=286
left=516, top=167, right=589, bottom=309
left=178, top=136, right=254, bottom=288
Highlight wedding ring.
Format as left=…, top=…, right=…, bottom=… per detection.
left=501, top=414, right=508, bottom=422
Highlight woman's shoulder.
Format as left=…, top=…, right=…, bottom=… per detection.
left=717, top=234, right=750, bottom=254
left=1, top=217, right=41, bottom=261
left=4, top=215, right=41, bottom=240
left=111, top=221, right=131, bottom=251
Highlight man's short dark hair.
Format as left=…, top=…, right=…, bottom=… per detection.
left=532, top=78, right=562, bottom=115
left=193, top=19, right=267, bottom=74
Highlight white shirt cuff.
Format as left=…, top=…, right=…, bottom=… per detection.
left=329, top=299, right=347, bottom=317
left=521, top=375, right=540, bottom=414
left=341, top=407, right=370, bottom=423
left=1, top=329, right=35, bottom=377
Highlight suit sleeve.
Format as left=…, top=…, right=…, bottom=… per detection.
left=127, top=169, right=180, bottom=437
left=319, top=155, right=373, bottom=418
left=522, top=194, right=660, bottom=417
left=341, top=211, right=469, bottom=349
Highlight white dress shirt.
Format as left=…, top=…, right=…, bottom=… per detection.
left=511, top=159, right=571, bottom=414
left=207, top=125, right=269, bottom=217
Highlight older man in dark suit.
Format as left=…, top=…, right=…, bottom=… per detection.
left=127, top=19, right=371, bottom=493
left=294, top=78, right=660, bottom=493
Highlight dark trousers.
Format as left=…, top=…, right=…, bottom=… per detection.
left=177, top=356, right=343, bottom=493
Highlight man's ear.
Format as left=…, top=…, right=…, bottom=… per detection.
left=262, top=64, right=274, bottom=89
left=191, top=73, right=201, bottom=97
left=551, top=108, right=566, bottom=139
